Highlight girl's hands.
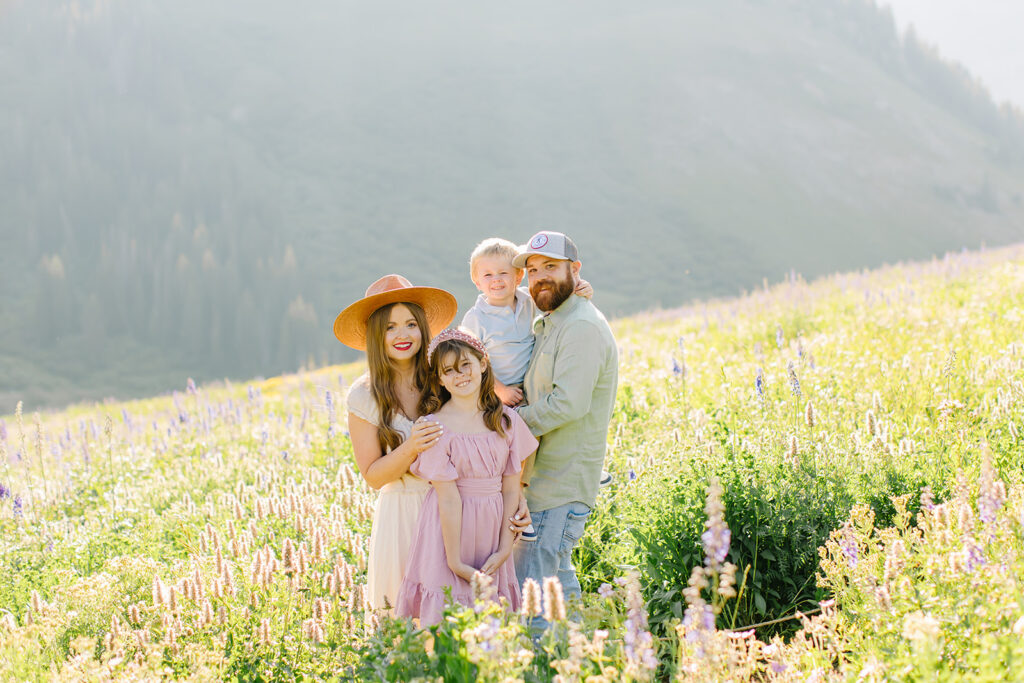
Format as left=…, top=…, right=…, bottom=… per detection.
left=481, top=549, right=511, bottom=575
left=408, top=417, right=443, bottom=455
left=450, top=561, right=478, bottom=583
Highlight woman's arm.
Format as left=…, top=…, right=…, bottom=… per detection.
left=435, top=480, right=476, bottom=582
left=348, top=413, right=442, bottom=490
left=481, top=473, right=521, bottom=575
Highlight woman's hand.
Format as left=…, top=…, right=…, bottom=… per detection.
left=481, top=549, right=511, bottom=575
left=509, top=494, right=531, bottom=536
left=407, top=417, right=443, bottom=455
left=574, top=278, right=594, bottom=299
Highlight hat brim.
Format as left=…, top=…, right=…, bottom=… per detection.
left=511, top=249, right=573, bottom=269
left=333, top=286, right=457, bottom=351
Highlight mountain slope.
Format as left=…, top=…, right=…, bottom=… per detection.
left=1, top=0, right=1023, bottom=408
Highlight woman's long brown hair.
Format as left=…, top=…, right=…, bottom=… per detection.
left=422, top=339, right=509, bottom=437
left=364, top=302, right=433, bottom=453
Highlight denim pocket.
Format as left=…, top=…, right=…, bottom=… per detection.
left=560, top=504, right=591, bottom=550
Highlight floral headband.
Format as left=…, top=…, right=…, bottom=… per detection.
left=427, top=328, right=488, bottom=363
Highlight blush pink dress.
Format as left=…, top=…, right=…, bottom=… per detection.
left=396, top=406, right=538, bottom=625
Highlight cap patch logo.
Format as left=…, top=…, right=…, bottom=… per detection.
left=530, top=234, right=549, bottom=249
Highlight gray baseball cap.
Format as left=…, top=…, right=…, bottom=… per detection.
left=512, top=231, right=579, bottom=268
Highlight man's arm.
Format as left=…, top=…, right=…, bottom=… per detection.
left=517, top=319, right=604, bottom=437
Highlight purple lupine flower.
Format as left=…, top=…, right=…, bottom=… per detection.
left=671, top=356, right=684, bottom=377
left=0, top=482, right=9, bottom=499
left=787, top=361, right=801, bottom=398
left=775, top=325, right=784, bottom=349
left=701, top=525, right=731, bottom=566
left=598, top=583, right=614, bottom=599
left=628, top=469, right=637, bottom=482
left=840, top=535, right=858, bottom=567
left=122, top=409, right=132, bottom=429
left=187, top=377, right=197, bottom=395
left=755, top=368, right=764, bottom=399
left=326, top=390, right=336, bottom=439
left=701, top=604, right=715, bottom=630
left=13, top=496, right=23, bottom=516
left=964, top=542, right=986, bottom=571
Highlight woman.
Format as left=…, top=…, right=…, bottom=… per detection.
left=334, top=274, right=530, bottom=612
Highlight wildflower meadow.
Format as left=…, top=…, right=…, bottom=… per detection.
left=2, top=244, right=1024, bottom=680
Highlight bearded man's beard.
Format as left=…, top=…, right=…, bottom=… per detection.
left=531, top=272, right=575, bottom=312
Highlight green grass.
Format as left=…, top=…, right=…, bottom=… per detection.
left=1, top=244, right=1024, bottom=680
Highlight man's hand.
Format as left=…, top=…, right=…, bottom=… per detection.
left=510, top=493, right=531, bottom=539
left=494, top=382, right=524, bottom=407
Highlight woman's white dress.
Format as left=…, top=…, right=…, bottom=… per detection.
left=346, top=374, right=430, bottom=612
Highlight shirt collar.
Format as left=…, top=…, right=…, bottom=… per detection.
left=533, top=291, right=583, bottom=333
left=474, top=290, right=525, bottom=315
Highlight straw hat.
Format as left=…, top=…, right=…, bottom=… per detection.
left=333, top=274, right=457, bottom=351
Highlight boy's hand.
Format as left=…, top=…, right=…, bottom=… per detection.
left=481, top=549, right=511, bottom=575
left=575, top=278, right=594, bottom=299
left=494, top=382, right=523, bottom=407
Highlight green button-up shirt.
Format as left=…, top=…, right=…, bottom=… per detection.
left=518, top=293, right=618, bottom=512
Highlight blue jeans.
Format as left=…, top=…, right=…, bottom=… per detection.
left=514, top=500, right=592, bottom=626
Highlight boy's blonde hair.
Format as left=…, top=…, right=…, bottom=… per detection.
left=469, top=238, right=520, bottom=277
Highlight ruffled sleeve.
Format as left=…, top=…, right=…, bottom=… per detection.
left=345, top=374, right=379, bottom=426
left=503, top=407, right=539, bottom=476
left=410, top=426, right=458, bottom=482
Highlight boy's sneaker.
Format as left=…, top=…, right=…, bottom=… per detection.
left=521, top=523, right=537, bottom=541
left=599, top=470, right=613, bottom=488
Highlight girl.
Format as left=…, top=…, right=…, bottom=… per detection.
left=396, top=328, right=538, bottom=625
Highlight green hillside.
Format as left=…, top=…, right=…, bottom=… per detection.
left=2, top=244, right=1023, bottom=679
left=2, top=0, right=1024, bottom=409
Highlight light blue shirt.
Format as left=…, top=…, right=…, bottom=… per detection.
left=460, top=287, right=537, bottom=386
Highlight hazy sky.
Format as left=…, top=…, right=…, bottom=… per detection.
left=884, top=0, right=1024, bottom=108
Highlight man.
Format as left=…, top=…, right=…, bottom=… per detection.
left=511, top=230, right=618, bottom=606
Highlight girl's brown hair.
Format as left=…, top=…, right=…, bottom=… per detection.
left=365, top=302, right=434, bottom=452
left=423, top=339, right=509, bottom=437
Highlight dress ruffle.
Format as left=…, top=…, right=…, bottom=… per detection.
left=396, top=575, right=521, bottom=626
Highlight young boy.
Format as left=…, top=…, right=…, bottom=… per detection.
left=461, top=238, right=592, bottom=406
left=461, top=238, right=610, bottom=492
